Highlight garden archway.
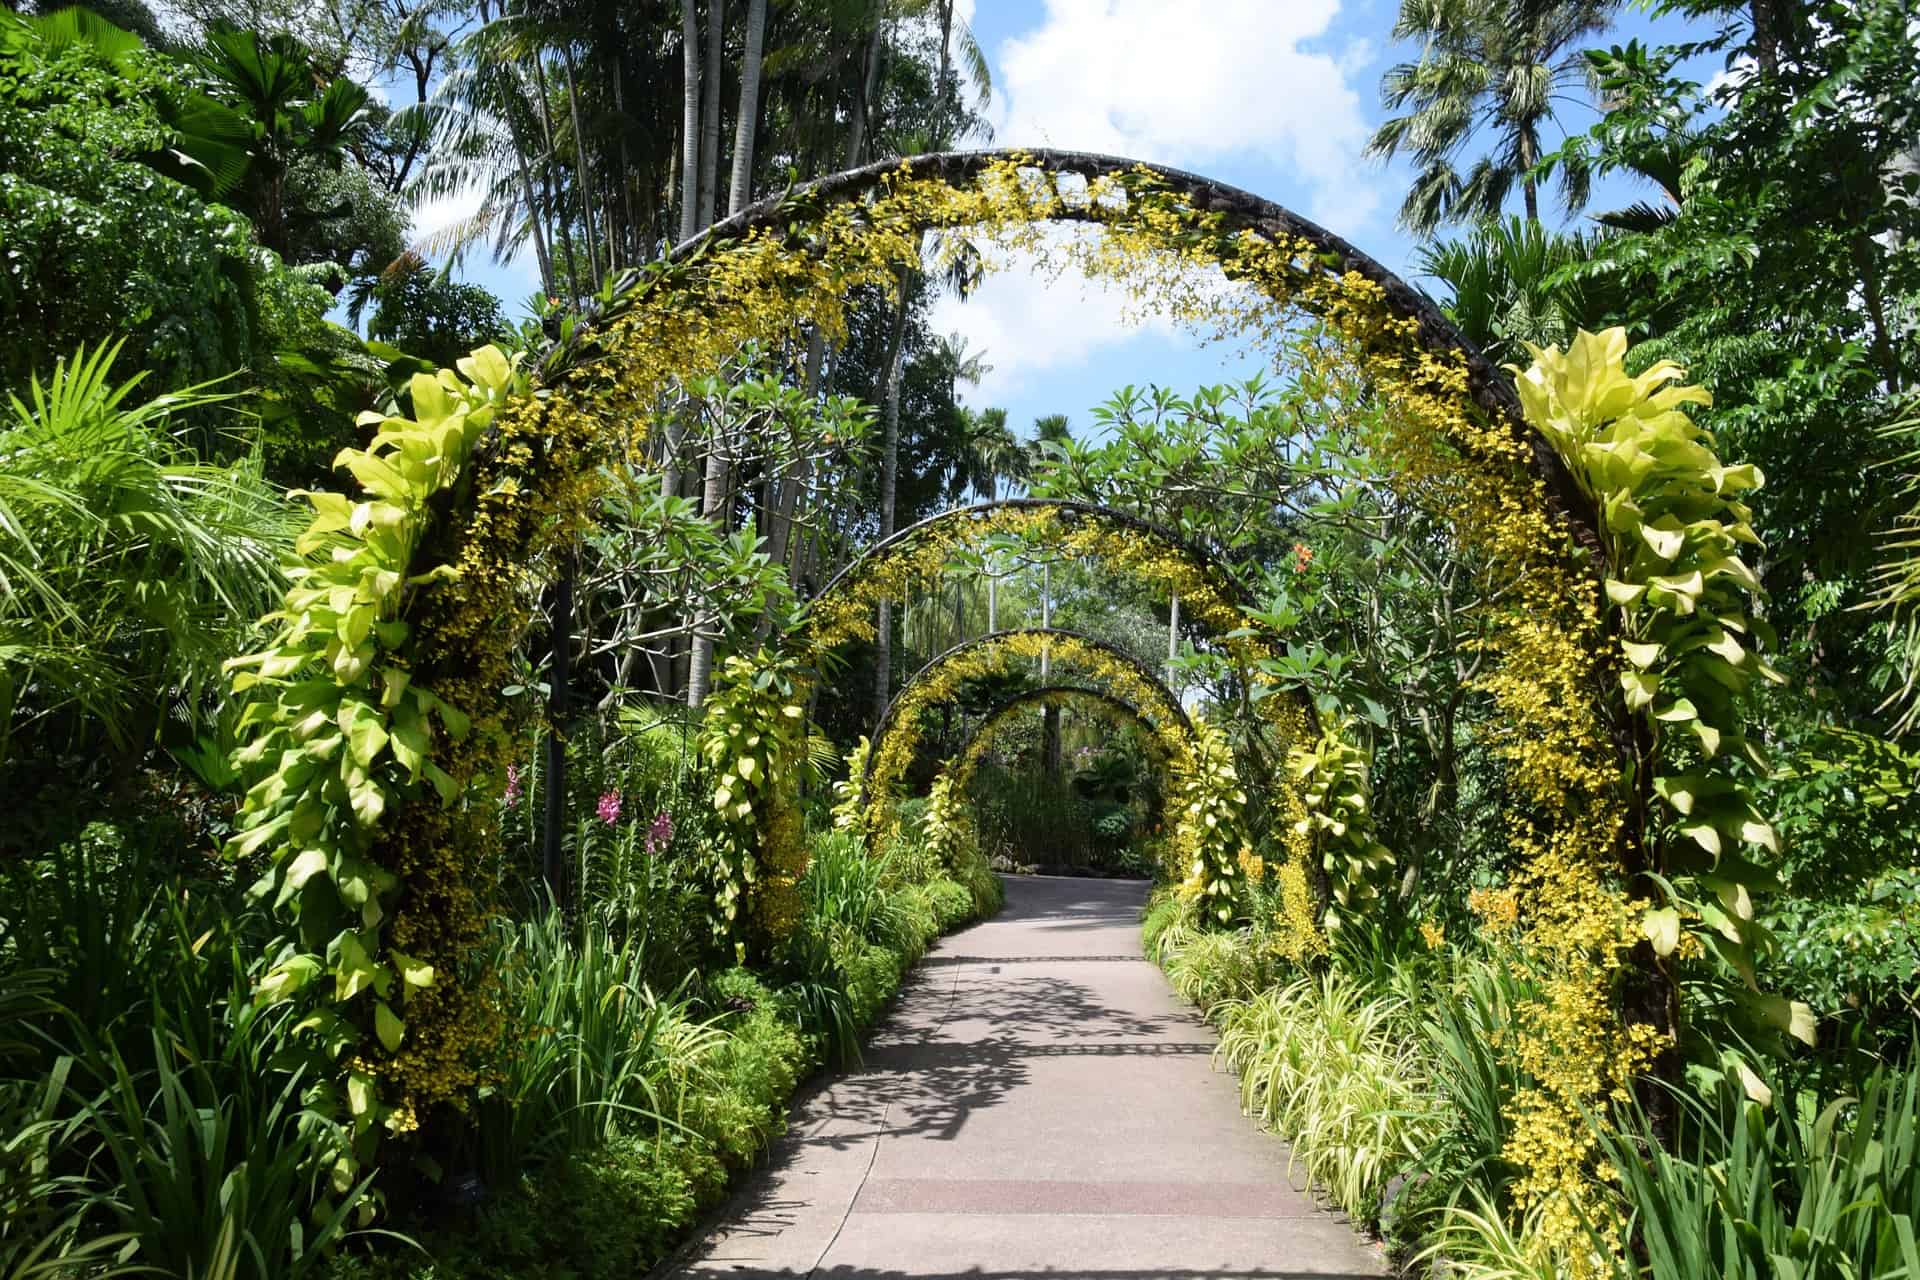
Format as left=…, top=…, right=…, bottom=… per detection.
left=858, top=627, right=1194, bottom=843
left=939, top=683, right=1191, bottom=872
left=224, top=149, right=1783, bottom=1243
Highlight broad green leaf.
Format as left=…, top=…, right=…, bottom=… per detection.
left=1605, top=579, right=1647, bottom=606
left=390, top=951, right=435, bottom=992
left=374, top=1000, right=404, bottom=1052
left=1642, top=906, right=1682, bottom=957
left=1622, top=640, right=1664, bottom=669
left=346, top=1070, right=375, bottom=1119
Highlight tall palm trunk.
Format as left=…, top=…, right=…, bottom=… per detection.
left=686, top=419, right=731, bottom=707
left=698, top=0, right=724, bottom=229
left=688, top=0, right=775, bottom=705
left=511, top=117, right=557, bottom=296
left=871, top=266, right=912, bottom=730
left=726, top=0, right=766, bottom=216
left=678, top=0, right=701, bottom=244
left=845, top=0, right=884, bottom=167
left=559, top=46, right=601, bottom=281
left=528, top=57, right=582, bottom=300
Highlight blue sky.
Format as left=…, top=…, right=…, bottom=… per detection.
left=431, top=0, right=1724, bottom=440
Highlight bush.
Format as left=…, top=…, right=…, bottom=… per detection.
left=1163, top=929, right=1266, bottom=1016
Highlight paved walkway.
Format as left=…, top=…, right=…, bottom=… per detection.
left=663, top=875, right=1385, bottom=1279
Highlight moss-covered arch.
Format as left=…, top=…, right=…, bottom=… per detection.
left=860, top=627, right=1191, bottom=842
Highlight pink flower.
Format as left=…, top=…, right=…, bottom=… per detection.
left=596, top=789, right=623, bottom=824
left=644, top=810, right=673, bottom=854
left=503, top=763, right=523, bottom=805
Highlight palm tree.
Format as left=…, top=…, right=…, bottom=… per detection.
left=0, top=342, right=295, bottom=766
left=406, top=5, right=558, bottom=293
left=1415, top=215, right=1619, bottom=365
left=1366, top=0, right=1617, bottom=234
left=725, top=0, right=767, bottom=215
left=198, top=26, right=377, bottom=258
left=964, top=407, right=1027, bottom=504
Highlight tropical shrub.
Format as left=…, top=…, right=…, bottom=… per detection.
left=0, top=343, right=294, bottom=769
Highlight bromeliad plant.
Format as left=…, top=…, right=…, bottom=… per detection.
left=1286, top=717, right=1393, bottom=940
left=225, top=347, right=527, bottom=1142
left=1514, top=329, right=1811, bottom=1078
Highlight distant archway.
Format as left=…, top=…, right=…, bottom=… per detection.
left=860, top=627, right=1191, bottom=842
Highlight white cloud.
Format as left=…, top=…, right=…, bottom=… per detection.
left=926, top=224, right=1254, bottom=408
left=928, top=237, right=1172, bottom=406
left=988, top=0, right=1379, bottom=229
left=935, top=1, right=1385, bottom=403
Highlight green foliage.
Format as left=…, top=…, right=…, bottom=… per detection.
left=1287, top=718, right=1393, bottom=938
left=698, top=649, right=811, bottom=938
left=365, top=255, right=509, bottom=370
left=1417, top=217, right=1625, bottom=368
left=1551, top=2, right=1920, bottom=707
left=478, top=906, right=715, bottom=1171
left=917, top=769, right=976, bottom=875
left=0, top=12, right=263, bottom=392
left=1214, top=969, right=1439, bottom=1223
left=1589, top=1061, right=1920, bottom=1280
left=1518, top=328, right=1804, bottom=1068
left=224, top=348, right=525, bottom=1138
left=1163, top=929, right=1266, bottom=1014
left=0, top=342, right=295, bottom=766
left=0, top=827, right=380, bottom=1280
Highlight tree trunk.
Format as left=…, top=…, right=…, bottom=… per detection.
left=765, top=328, right=825, bottom=575
left=687, top=419, right=732, bottom=708
left=678, top=0, right=701, bottom=244
left=698, top=0, right=724, bottom=230
left=845, top=0, right=884, bottom=167
left=609, top=50, right=635, bottom=263
left=560, top=46, right=601, bottom=282
left=871, top=267, right=912, bottom=731
left=541, top=546, right=576, bottom=908
left=511, top=114, right=557, bottom=297
left=726, top=0, right=767, bottom=217
left=529, top=58, right=583, bottom=301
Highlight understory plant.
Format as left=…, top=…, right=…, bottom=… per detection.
left=1588, top=1060, right=1920, bottom=1280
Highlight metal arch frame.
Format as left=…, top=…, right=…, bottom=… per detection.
left=947, top=684, right=1189, bottom=796
left=642, top=147, right=1597, bottom=557
left=862, top=628, right=1192, bottom=805
left=809, top=497, right=1256, bottom=628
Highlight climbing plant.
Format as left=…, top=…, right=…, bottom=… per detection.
left=1515, top=329, right=1809, bottom=1070
left=1285, top=717, right=1393, bottom=940
left=697, top=649, right=811, bottom=945
left=1171, top=718, right=1248, bottom=925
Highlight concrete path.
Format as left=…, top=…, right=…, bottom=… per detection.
left=662, top=875, right=1386, bottom=1279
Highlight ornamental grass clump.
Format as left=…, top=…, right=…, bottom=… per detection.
left=1213, top=971, right=1442, bottom=1222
